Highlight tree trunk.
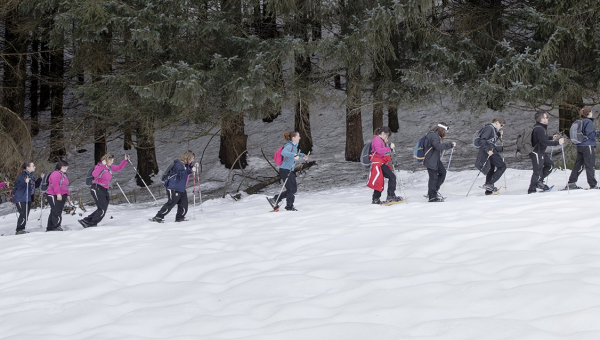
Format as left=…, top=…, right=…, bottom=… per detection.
left=345, top=64, right=363, bottom=161
left=372, top=67, right=384, bottom=133
left=294, top=51, right=313, bottom=154
left=1, top=9, right=28, bottom=118
left=134, top=118, right=159, bottom=186
left=388, top=105, right=399, bottom=133
left=559, top=96, right=583, bottom=134
left=124, top=126, right=133, bottom=150
left=94, top=123, right=106, bottom=164
left=30, top=39, right=40, bottom=136
left=48, top=45, right=66, bottom=161
left=258, top=2, right=282, bottom=123
left=219, top=113, right=248, bottom=169
left=39, top=42, right=51, bottom=111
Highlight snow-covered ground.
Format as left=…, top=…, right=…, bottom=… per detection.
left=2, top=167, right=600, bottom=339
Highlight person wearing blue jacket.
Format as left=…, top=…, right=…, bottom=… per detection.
left=268, top=131, right=308, bottom=211
left=566, top=107, right=600, bottom=190
left=151, top=150, right=198, bottom=223
left=13, top=162, right=43, bottom=235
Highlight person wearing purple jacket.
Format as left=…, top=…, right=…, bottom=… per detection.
left=46, top=161, right=70, bottom=232
left=79, top=154, right=130, bottom=228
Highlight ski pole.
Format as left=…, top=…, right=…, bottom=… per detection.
left=127, top=159, right=158, bottom=205
left=39, top=191, right=44, bottom=227
left=197, top=171, right=203, bottom=212
left=466, top=155, right=490, bottom=197
left=392, top=148, right=408, bottom=204
left=193, top=170, right=197, bottom=219
left=25, top=178, right=29, bottom=225
left=446, top=147, right=454, bottom=172
left=561, top=144, right=569, bottom=193
left=273, top=172, right=293, bottom=210
left=115, top=182, right=131, bottom=205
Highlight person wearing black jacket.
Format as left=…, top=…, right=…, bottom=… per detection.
left=474, top=117, right=506, bottom=194
left=566, top=107, right=600, bottom=190
left=528, top=112, right=564, bottom=194
left=423, top=122, right=456, bottom=202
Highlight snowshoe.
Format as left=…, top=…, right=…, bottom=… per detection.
left=150, top=217, right=164, bottom=223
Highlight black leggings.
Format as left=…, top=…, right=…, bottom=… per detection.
left=373, top=164, right=396, bottom=200
left=15, top=201, right=31, bottom=231
left=569, top=145, right=597, bottom=187
left=47, top=195, right=66, bottom=230
left=427, top=159, right=447, bottom=199
left=155, top=189, right=188, bottom=220
left=84, top=184, right=110, bottom=226
left=276, top=168, right=298, bottom=208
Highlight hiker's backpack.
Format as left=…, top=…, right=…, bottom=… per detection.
left=85, top=167, right=96, bottom=186
left=515, top=125, right=539, bottom=158
left=85, top=166, right=107, bottom=186
left=274, top=142, right=292, bottom=166
left=472, top=126, right=487, bottom=148
left=413, top=135, right=429, bottom=163
left=360, top=142, right=372, bottom=169
left=161, top=163, right=177, bottom=182
left=570, top=119, right=588, bottom=144
left=40, top=172, right=52, bottom=193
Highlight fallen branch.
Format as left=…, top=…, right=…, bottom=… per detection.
left=244, top=161, right=317, bottom=195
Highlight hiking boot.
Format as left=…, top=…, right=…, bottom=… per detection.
left=426, top=192, right=445, bottom=200
left=15, top=230, right=29, bottom=235
left=175, top=218, right=188, bottom=222
left=386, top=195, right=404, bottom=202
left=564, top=183, right=582, bottom=190
left=590, top=185, right=600, bottom=189
left=484, top=190, right=494, bottom=196
left=428, top=196, right=444, bottom=202
left=372, top=198, right=382, bottom=205
left=46, top=227, right=64, bottom=232
left=78, top=219, right=90, bottom=228
left=150, top=217, right=164, bottom=223
left=527, top=190, right=537, bottom=194
left=536, top=183, right=550, bottom=191
left=483, top=183, right=498, bottom=192
left=285, top=206, right=298, bottom=211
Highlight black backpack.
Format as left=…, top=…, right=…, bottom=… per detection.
left=85, top=166, right=106, bottom=186
left=161, top=162, right=177, bottom=182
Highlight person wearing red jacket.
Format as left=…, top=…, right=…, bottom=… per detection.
left=367, top=127, right=403, bottom=204
left=46, top=161, right=70, bottom=232
left=79, top=154, right=129, bottom=228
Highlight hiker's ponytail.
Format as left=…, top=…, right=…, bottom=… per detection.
left=283, top=131, right=299, bottom=141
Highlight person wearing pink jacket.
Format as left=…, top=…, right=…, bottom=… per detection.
left=79, top=154, right=130, bottom=228
left=46, top=161, right=70, bottom=232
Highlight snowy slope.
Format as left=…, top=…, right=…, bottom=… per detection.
left=2, top=169, right=600, bottom=339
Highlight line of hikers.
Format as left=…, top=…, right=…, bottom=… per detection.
left=3, top=106, right=599, bottom=234
left=4, top=151, right=202, bottom=235
left=366, top=106, right=600, bottom=203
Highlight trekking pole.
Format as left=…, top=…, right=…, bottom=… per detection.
left=501, top=138, right=507, bottom=191
left=561, top=144, right=569, bottom=193
left=466, top=155, right=491, bottom=197
left=115, top=182, right=131, bottom=205
left=25, top=179, right=29, bottom=224
left=392, top=148, right=408, bottom=204
left=39, top=192, right=44, bottom=227
left=192, top=170, right=197, bottom=219
left=127, top=159, right=158, bottom=205
left=547, top=146, right=554, bottom=185
left=446, top=147, right=455, bottom=172
left=197, top=171, right=203, bottom=212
